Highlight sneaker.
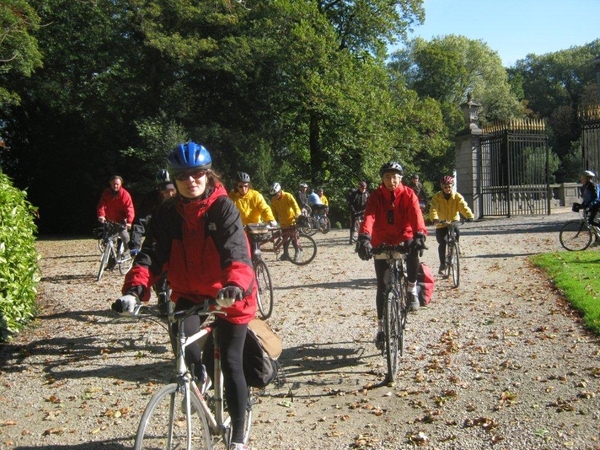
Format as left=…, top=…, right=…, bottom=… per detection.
left=229, top=444, right=249, bottom=450
left=407, top=293, right=419, bottom=312
left=294, top=250, right=303, bottom=263
left=438, top=265, right=446, bottom=275
left=130, top=248, right=140, bottom=257
left=279, top=253, right=291, bottom=261
left=375, top=331, right=385, bottom=350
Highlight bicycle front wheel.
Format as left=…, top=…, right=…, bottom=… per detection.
left=290, top=232, right=317, bottom=266
left=448, top=242, right=460, bottom=288
left=254, top=259, right=274, bottom=319
left=134, top=382, right=211, bottom=450
left=384, top=289, right=402, bottom=383
left=559, top=220, right=593, bottom=251
left=97, top=245, right=110, bottom=281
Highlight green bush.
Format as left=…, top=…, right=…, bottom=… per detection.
left=0, top=172, right=40, bottom=342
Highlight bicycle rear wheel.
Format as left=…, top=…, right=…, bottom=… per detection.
left=559, top=220, right=593, bottom=251
left=134, top=382, right=211, bottom=450
left=254, top=259, right=274, bottom=319
left=448, top=242, right=460, bottom=288
left=384, top=289, right=401, bottom=383
left=290, top=232, right=317, bottom=266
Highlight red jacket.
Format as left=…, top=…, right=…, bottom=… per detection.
left=360, top=183, right=427, bottom=247
left=122, top=184, right=257, bottom=324
left=97, top=188, right=135, bottom=225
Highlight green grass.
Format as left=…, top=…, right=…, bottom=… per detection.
left=531, top=251, right=600, bottom=335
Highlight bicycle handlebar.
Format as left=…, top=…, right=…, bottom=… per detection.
left=371, top=244, right=410, bottom=255
left=132, top=298, right=228, bottom=321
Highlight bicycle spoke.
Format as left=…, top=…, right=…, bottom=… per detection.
left=290, top=233, right=317, bottom=266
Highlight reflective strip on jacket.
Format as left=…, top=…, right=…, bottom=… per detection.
left=360, top=183, right=426, bottom=247
left=123, top=184, right=257, bottom=324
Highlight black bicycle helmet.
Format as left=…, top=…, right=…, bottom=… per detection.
left=156, top=169, right=170, bottom=183
left=167, top=142, right=212, bottom=178
left=379, top=161, right=403, bottom=178
left=237, top=172, right=251, bottom=183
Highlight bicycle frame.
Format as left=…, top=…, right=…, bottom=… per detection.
left=439, top=220, right=461, bottom=287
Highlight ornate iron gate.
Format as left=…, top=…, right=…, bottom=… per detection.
left=581, top=106, right=600, bottom=174
left=479, top=120, right=549, bottom=216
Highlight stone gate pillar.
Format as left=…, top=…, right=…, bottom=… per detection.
left=455, top=95, right=482, bottom=219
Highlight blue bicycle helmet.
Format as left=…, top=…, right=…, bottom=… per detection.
left=379, top=161, right=403, bottom=178
left=167, top=142, right=212, bottom=178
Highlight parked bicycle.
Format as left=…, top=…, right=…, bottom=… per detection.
left=559, top=206, right=600, bottom=251
left=96, top=220, right=133, bottom=281
left=371, top=244, right=409, bottom=383
left=296, top=210, right=319, bottom=236
left=245, top=223, right=275, bottom=319
left=438, top=220, right=462, bottom=288
left=129, top=298, right=255, bottom=450
left=258, top=224, right=317, bottom=266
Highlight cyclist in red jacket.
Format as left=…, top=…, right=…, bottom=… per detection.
left=112, top=142, right=256, bottom=450
left=96, top=175, right=135, bottom=249
left=355, top=162, right=427, bottom=349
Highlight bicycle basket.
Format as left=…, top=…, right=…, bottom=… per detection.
left=296, top=215, right=309, bottom=227
left=245, top=223, right=270, bottom=243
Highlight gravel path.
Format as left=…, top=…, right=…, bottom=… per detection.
left=1, top=207, right=600, bottom=450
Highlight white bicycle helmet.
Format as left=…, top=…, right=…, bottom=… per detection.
left=581, top=170, right=596, bottom=178
left=270, top=182, right=282, bottom=195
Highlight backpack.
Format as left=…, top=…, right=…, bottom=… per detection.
left=416, top=262, right=435, bottom=306
left=202, top=318, right=282, bottom=388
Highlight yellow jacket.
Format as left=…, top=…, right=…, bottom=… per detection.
left=229, top=188, right=275, bottom=226
left=271, top=191, right=301, bottom=227
left=320, top=195, right=329, bottom=206
left=429, top=190, right=474, bottom=227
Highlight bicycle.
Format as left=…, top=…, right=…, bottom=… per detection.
left=258, top=224, right=317, bottom=266
left=311, top=205, right=331, bottom=234
left=297, top=210, right=319, bottom=236
left=96, top=220, right=133, bottom=281
left=559, top=207, right=600, bottom=251
left=371, top=244, right=409, bottom=383
left=245, top=223, right=275, bottom=319
left=438, top=220, right=462, bottom=288
left=130, top=298, right=255, bottom=450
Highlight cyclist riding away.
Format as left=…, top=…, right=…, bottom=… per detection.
left=269, top=182, right=302, bottom=262
left=348, top=181, right=369, bottom=244
left=428, top=175, right=474, bottom=275
left=97, top=175, right=135, bottom=253
left=229, top=171, right=277, bottom=227
left=355, top=162, right=427, bottom=348
left=112, top=141, right=257, bottom=450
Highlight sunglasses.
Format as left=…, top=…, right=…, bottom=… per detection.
left=174, top=170, right=206, bottom=181
left=238, top=184, right=249, bottom=189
